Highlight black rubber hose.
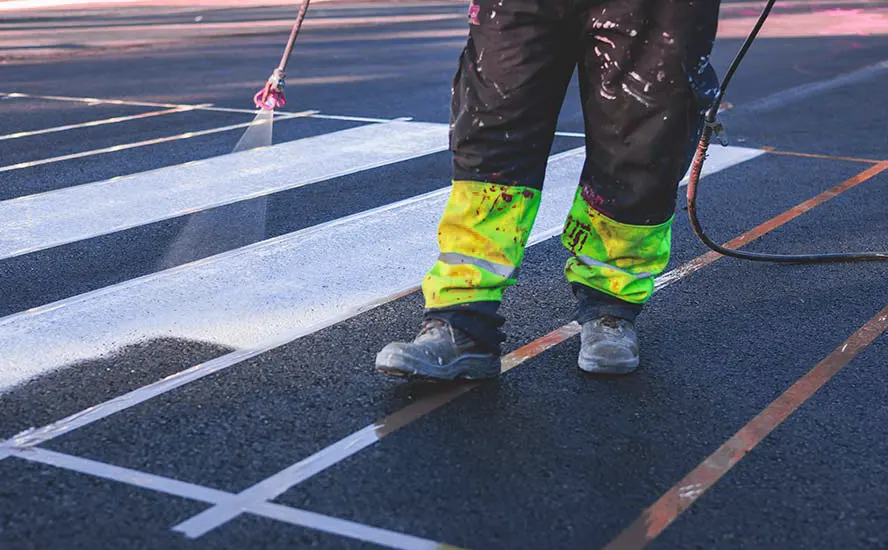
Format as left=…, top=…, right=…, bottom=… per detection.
left=686, top=0, right=888, bottom=263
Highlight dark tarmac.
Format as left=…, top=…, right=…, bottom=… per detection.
left=0, top=1, right=886, bottom=548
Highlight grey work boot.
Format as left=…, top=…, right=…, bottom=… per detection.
left=578, top=315, right=640, bottom=374
left=376, top=319, right=501, bottom=381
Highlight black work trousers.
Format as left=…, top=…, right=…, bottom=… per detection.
left=429, top=0, right=722, bottom=354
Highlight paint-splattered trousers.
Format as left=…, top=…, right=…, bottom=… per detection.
left=422, top=0, right=722, bottom=354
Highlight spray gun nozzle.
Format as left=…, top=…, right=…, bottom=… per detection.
left=254, top=69, right=287, bottom=110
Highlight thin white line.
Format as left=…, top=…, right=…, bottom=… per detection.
left=738, top=59, right=888, bottom=114
left=0, top=0, right=143, bottom=10
left=2, top=91, right=236, bottom=112
left=310, top=113, right=404, bottom=123
left=554, top=131, right=586, bottom=138
left=1, top=92, right=402, bottom=122
left=252, top=502, right=443, bottom=550
left=12, top=446, right=230, bottom=502
left=0, top=111, right=314, bottom=173
left=0, top=121, right=449, bottom=260
left=0, top=105, right=202, bottom=141
left=0, top=121, right=252, bottom=172
left=9, top=447, right=446, bottom=550
left=173, top=425, right=382, bottom=537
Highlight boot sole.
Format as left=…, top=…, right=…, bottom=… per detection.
left=578, top=356, right=639, bottom=375
left=375, top=349, right=501, bottom=381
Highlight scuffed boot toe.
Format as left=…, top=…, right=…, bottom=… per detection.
left=375, top=320, right=501, bottom=381
left=578, top=315, right=640, bottom=374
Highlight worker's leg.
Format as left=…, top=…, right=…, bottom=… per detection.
left=566, top=0, right=722, bottom=372
left=422, top=0, right=576, bottom=354
left=376, top=0, right=577, bottom=378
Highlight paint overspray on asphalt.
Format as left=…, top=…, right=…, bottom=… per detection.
left=158, top=109, right=274, bottom=270
left=161, top=0, right=310, bottom=271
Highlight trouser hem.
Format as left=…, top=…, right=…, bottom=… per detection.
left=571, top=283, right=644, bottom=325
left=424, top=301, right=505, bottom=356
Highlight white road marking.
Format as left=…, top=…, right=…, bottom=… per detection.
left=0, top=106, right=203, bottom=141
left=250, top=502, right=443, bottom=550
left=738, top=59, right=888, bottom=114
left=0, top=0, right=352, bottom=10
left=679, top=144, right=762, bottom=187
left=1, top=92, right=402, bottom=122
left=0, top=143, right=760, bottom=393
left=552, top=103, right=735, bottom=146
left=0, top=120, right=449, bottom=260
left=9, top=447, right=443, bottom=550
left=1, top=91, right=268, bottom=115
left=173, top=423, right=384, bottom=537
left=554, top=131, right=586, bottom=138
left=0, top=0, right=142, bottom=9
left=0, top=110, right=316, bottom=174
left=310, top=113, right=411, bottom=123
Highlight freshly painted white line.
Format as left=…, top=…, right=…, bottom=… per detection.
left=738, top=59, right=888, bottom=114
left=0, top=106, right=201, bottom=141
left=0, top=287, right=417, bottom=455
left=9, top=447, right=445, bottom=550
left=0, top=110, right=315, bottom=174
left=0, top=148, right=582, bottom=385
left=0, top=143, right=759, bottom=393
left=0, top=121, right=449, bottom=260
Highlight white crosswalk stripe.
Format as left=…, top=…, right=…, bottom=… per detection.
left=0, top=121, right=448, bottom=260
left=0, top=121, right=762, bottom=391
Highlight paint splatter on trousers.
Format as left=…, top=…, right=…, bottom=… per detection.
left=424, top=0, right=722, bottom=354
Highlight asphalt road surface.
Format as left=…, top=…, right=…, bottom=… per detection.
left=1, top=1, right=887, bottom=549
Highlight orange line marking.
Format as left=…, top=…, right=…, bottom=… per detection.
left=761, top=146, right=883, bottom=165
left=605, top=304, right=888, bottom=550
left=725, top=161, right=888, bottom=251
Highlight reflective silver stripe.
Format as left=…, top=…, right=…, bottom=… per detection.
left=438, top=252, right=519, bottom=279
left=577, top=255, right=652, bottom=280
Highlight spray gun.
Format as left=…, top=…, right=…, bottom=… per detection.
left=254, top=0, right=312, bottom=110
